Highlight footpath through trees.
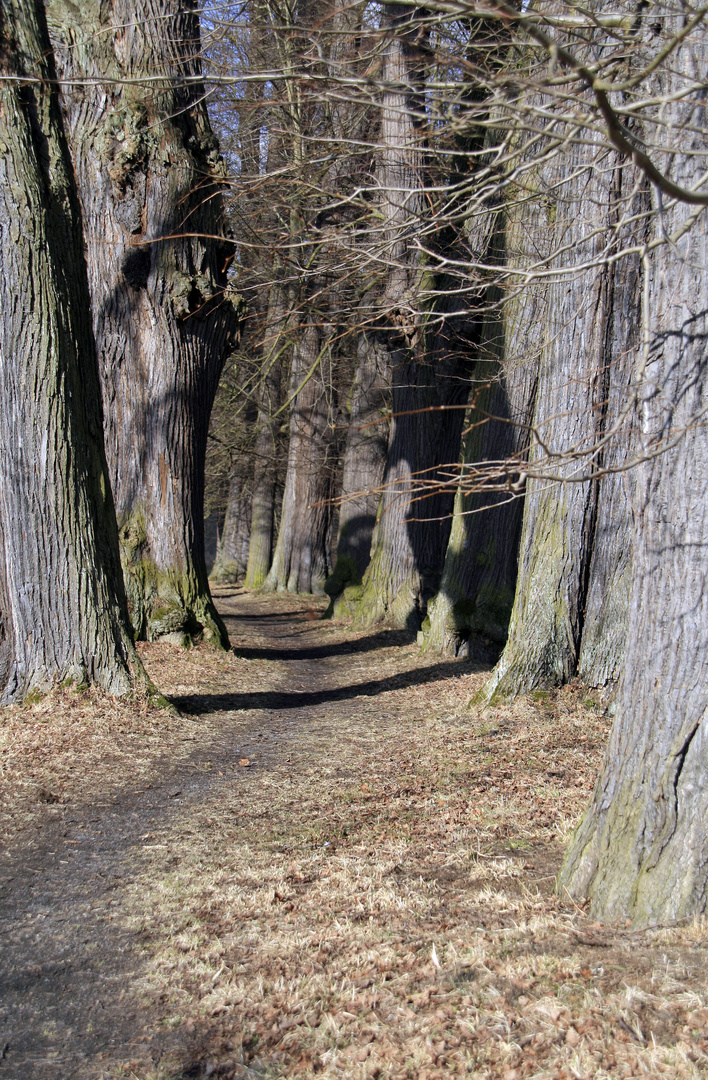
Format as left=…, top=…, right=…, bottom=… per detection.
left=1, top=593, right=707, bottom=1079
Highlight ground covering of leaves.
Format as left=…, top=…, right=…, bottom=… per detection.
left=1, top=590, right=707, bottom=1080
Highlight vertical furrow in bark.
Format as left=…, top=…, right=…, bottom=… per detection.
left=0, top=0, right=144, bottom=703
left=478, top=127, right=639, bottom=702
left=46, top=0, right=240, bottom=646
left=577, top=172, right=648, bottom=685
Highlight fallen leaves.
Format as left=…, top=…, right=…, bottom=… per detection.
left=2, top=591, right=708, bottom=1080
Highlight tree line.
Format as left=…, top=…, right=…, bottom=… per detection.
left=1, top=0, right=707, bottom=925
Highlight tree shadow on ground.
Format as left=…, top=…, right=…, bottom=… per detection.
left=210, top=605, right=308, bottom=621
left=173, top=656, right=482, bottom=715
left=231, top=627, right=415, bottom=661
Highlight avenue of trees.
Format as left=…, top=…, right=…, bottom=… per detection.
left=1, top=0, right=707, bottom=925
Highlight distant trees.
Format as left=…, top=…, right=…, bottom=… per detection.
left=203, top=0, right=708, bottom=923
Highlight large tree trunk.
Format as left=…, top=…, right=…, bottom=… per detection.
left=559, top=19, right=708, bottom=923
left=263, top=323, right=337, bottom=594
left=46, top=0, right=240, bottom=646
left=0, top=0, right=145, bottom=703
left=333, top=5, right=456, bottom=628
left=477, top=136, right=644, bottom=702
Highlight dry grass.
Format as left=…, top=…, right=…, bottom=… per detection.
left=1, top=590, right=707, bottom=1079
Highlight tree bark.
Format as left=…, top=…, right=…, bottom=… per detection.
left=477, top=137, right=644, bottom=702
left=245, top=284, right=286, bottom=589
left=336, top=340, right=469, bottom=628
left=0, top=0, right=145, bottom=703
left=46, top=0, right=240, bottom=646
left=325, top=329, right=391, bottom=598
left=263, top=323, right=337, bottom=594
left=211, top=467, right=252, bottom=584
left=559, top=18, right=708, bottom=923
left=420, top=353, right=536, bottom=659
left=333, top=5, right=459, bottom=628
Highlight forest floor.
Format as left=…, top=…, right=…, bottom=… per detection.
left=1, top=590, right=707, bottom=1080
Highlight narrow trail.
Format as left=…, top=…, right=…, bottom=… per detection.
left=0, top=592, right=477, bottom=1079
left=2, top=593, right=704, bottom=1080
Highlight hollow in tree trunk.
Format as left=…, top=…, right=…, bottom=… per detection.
left=46, top=0, right=241, bottom=646
left=0, top=0, right=147, bottom=703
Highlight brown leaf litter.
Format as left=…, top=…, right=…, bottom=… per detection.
left=0, top=589, right=706, bottom=1079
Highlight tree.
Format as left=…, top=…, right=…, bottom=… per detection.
left=331, top=6, right=471, bottom=628
left=326, top=330, right=391, bottom=601
left=420, top=337, right=535, bottom=659
left=558, top=7, right=708, bottom=922
left=264, top=321, right=339, bottom=593
left=46, top=0, right=241, bottom=646
left=0, top=0, right=147, bottom=703
left=477, top=132, right=645, bottom=701
left=208, top=360, right=256, bottom=584
left=203, top=0, right=708, bottom=921
left=244, top=294, right=285, bottom=589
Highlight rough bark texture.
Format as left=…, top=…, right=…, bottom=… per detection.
left=263, top=324, right=337, bottom=595
left=46, top=0, right=241, bottom=646
left=0, top=0, right=144, bottom=703
left=478, top=136, right=644, bottom=703
left=325, top=330, right=391, bottom=599
left=559, top=20, right=708, bottom=923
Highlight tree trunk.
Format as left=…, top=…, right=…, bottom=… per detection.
left=559, top=19, right=708, bottom=923
left=325, top=329, right=391, bottom=599
left=0, top=0, right=145, bottom=703
left=336, top=341, right=469, bottom=628
left=332, top=5, right=451, bottom=628
left=477, top=140, right=644, bottom=702
left=245, top=284, right=286, bottom=589
left=420, top=353, right=536, bottom=659
left=211, top=467, right=252, bottom=584
left=46, top=0, right=240, bottom=646
left=263, top=324, right=336, bottom=594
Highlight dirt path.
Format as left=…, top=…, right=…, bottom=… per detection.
left=1, top=592, right=707, bottom=1080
